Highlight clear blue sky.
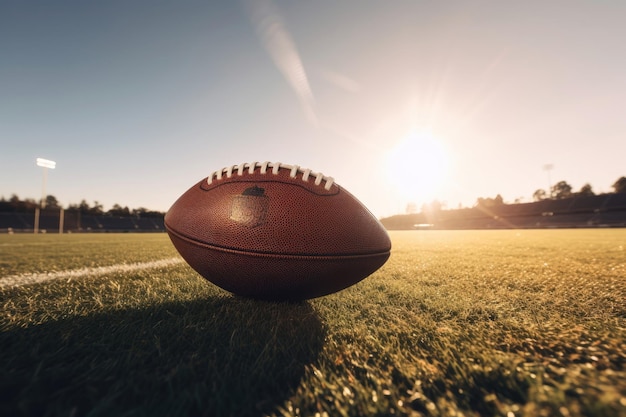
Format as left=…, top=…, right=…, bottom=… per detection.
left=2, top=0, right=625, bottom=217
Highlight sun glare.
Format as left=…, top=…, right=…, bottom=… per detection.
left=385, top=131, right=449, bottom=204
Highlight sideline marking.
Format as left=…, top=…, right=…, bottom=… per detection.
left=0, top=257, right=185, bottom=289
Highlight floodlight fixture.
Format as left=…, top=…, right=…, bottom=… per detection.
left=36, top=158, right=56, bottom=169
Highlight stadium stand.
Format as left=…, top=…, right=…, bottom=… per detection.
left=605, top=192, right=626, bottom=209
left=0, top=210, right=165, bottom=233
left=381, top=193, right=626, bottom=230
left=568, top=195, right=608, bottom=212
left=0, top=213, right=32, bottom=230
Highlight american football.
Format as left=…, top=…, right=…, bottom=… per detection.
left=164, top=161, right=391, bottom=300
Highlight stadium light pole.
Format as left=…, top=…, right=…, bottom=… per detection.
left=34, top=158, right=56, bottom=234
left=543, top=164, right=554, bottom=199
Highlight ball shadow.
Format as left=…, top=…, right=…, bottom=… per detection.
left=1, top=296, right=325, bottom=416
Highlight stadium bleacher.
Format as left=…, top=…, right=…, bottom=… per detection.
left=0, top=213, right=32, bottom=230
left=0, top=211, right=165, bottom=233
left=568, top=195, right=608, bottom=212
left=605, top=193, right=626, bottom=210
left=381, top=193, right=626, bottom=230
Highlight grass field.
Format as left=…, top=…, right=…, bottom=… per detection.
left=1, top=230, right=625, bottom=417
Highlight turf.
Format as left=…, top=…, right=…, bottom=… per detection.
left=1, top=230, right=625, bottom=416
left=0, top=233, right=179, bottom=277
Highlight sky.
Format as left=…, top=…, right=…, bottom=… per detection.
left=1, top=0, right=625, bottom=218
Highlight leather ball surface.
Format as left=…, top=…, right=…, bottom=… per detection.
left=165, top=162, right=391, bottom=301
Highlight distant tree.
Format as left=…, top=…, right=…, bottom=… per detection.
left=0, top=194, right=165, bottom=217
left=132, top=207, right=165, bottom=218
left=533, top=189, right=547, bottom=201
left=23, top=198, right=38, bottom=210
left=578, top=183, right=595, bottom=197
left=422, top=200, right=442, bottom=213
left=3, top=194, right=20, bottom=211
left=78, top=200, right=91, bottom=214
left=405, top=202, right=418, bottom=214
left=44, top=195, right=60, bottom=209
left=476, top=196, right=503, bottom=208
left=10, top=194, right=21, bottom=209
left=91, top=201, right=104, bottom=216
left=613, top=176, right=626, bottom=193
left=551, top=181, right=573, bottom=199
left=133, top=207, right=149, bottom=217
left=2, top=195, right=39, bottom=212
left=107, top=204, right=130, bottom=217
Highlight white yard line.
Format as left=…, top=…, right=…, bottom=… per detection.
left=0, top=257, right=185, bottom=289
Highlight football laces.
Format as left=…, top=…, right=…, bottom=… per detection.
left=207, top=162, right=335, bottom=190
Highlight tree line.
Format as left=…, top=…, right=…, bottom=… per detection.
left=480, top=176, right=626, bottom=209
left=0, top=194, right=165, bottom=218
left=407, top=176, right=626, bottom=214
left=487, top=176, right=626, bottom=208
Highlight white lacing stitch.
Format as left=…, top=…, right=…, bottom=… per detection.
left=207, top=162, right=335, bottom=190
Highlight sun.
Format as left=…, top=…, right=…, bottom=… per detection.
left=385, top=130, right=449, bottom=204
